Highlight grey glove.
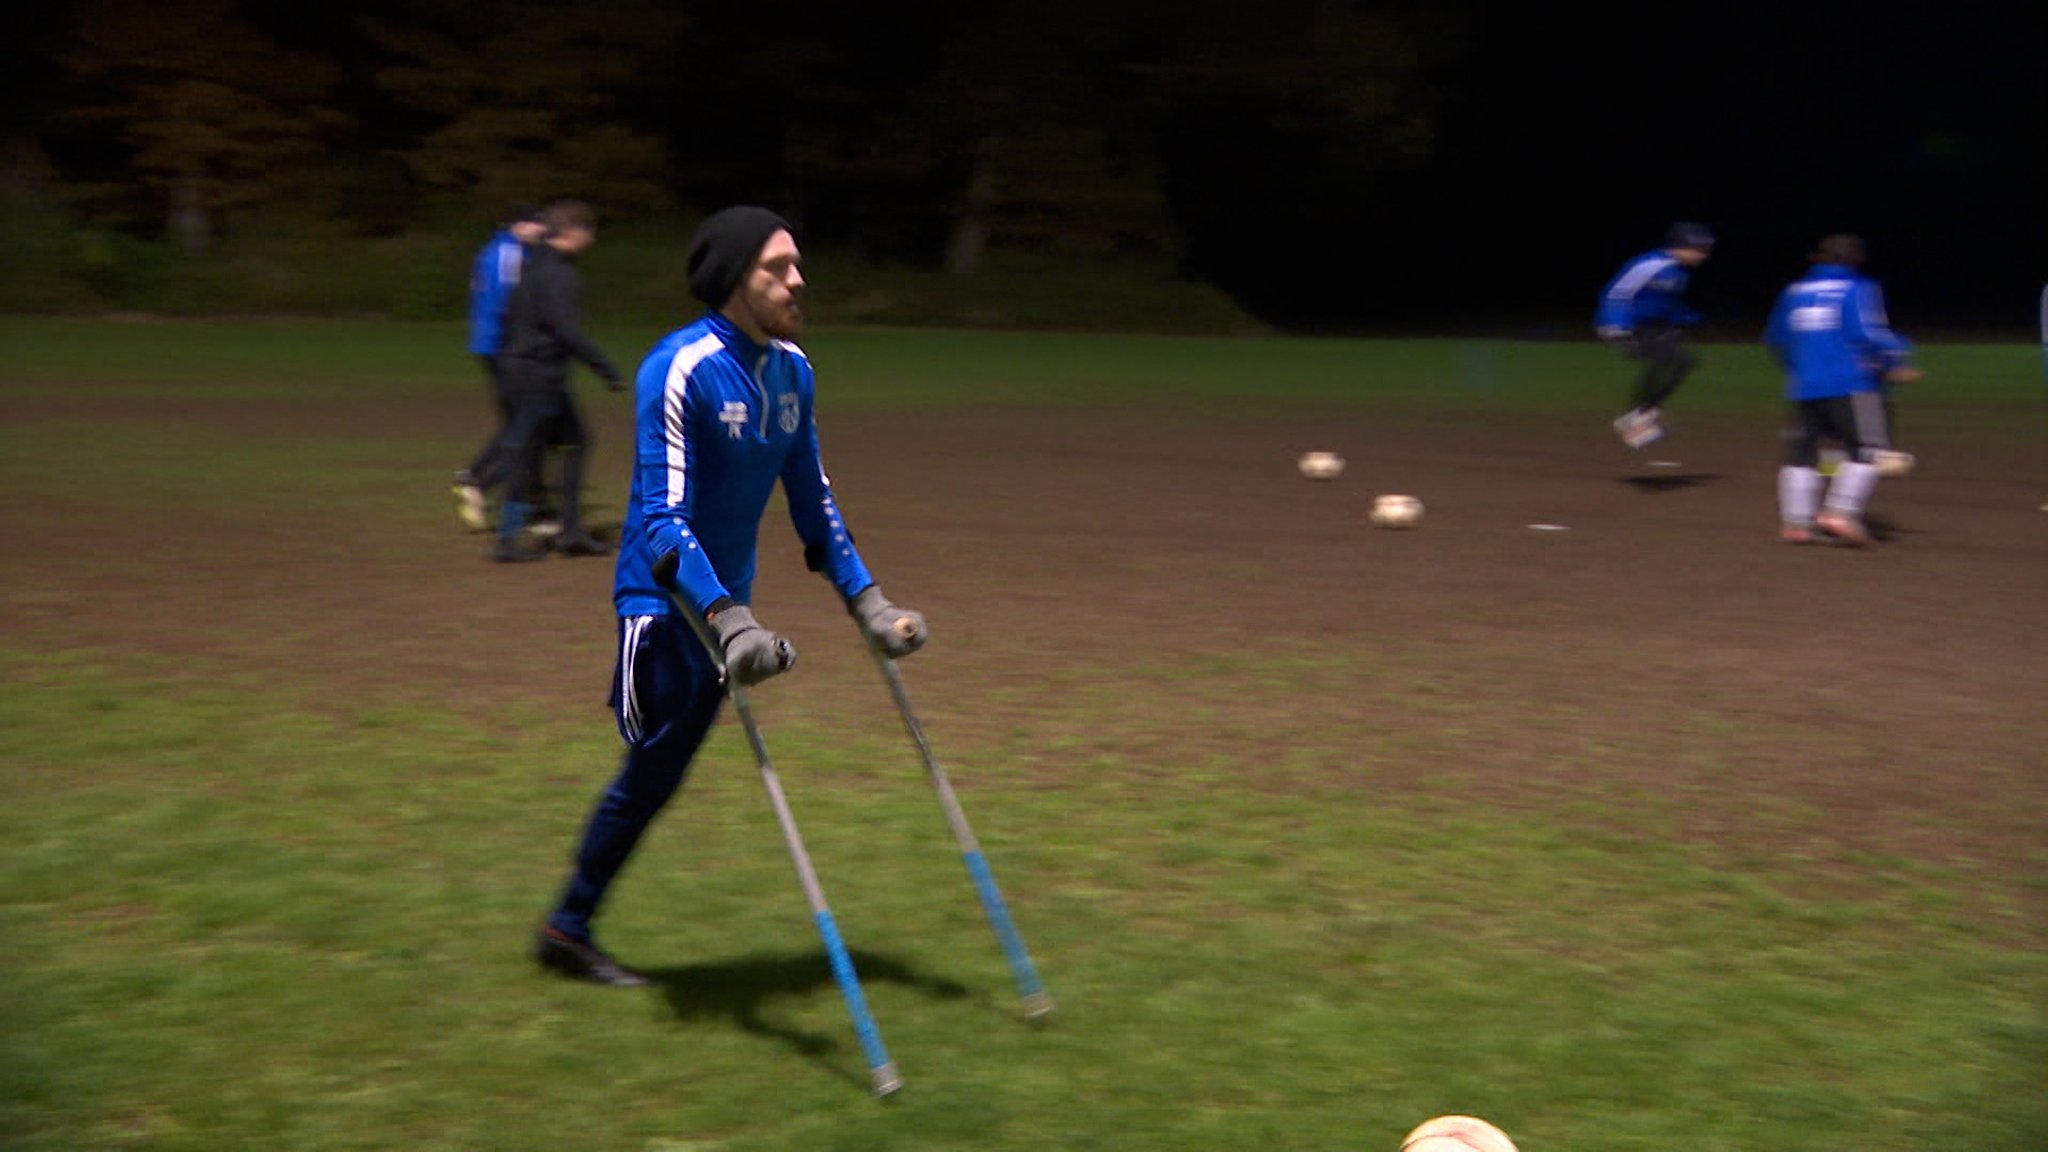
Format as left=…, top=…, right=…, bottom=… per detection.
left=851, top=586, right=926, bottom=658
left=712, top=606, right=795, bottom=686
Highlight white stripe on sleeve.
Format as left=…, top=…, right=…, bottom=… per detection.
left=1857, top=281, right=1891, bottom=331
left=663, top=333, right=725, bottom=509
left=1607, top=256, right=1675, bottom=303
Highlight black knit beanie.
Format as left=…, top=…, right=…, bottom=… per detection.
left=1812, top=234, right=1866, bottom=267
left=1665, top=221, right=1714, bottom=251
left=688, top=206, right=793, bottom=307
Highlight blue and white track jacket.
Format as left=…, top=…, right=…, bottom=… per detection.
left=1594, top=249, right=1700, bottom=335
left=613, top=312, right=873, bottom=618
left=1763, top=264, right=1911, bottom=401
left=468, top=230, right=524, bottom=355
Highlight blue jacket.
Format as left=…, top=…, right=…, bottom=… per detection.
left=1763, top=264, right=1911, bottom=401
left=613, top=312, right=874, bottom=619
left=1594, top=250, right=1700, bottom=335
left=467, top=230, right=525, bottom=355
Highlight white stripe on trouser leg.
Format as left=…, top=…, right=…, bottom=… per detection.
left=1779, top=466, right=1821, bottom=525
left=1851, top=391, right=1891, bottom=454
left=621, top=616, right=651, bottom=742
left=1825, top=462, right=1879, bottom=516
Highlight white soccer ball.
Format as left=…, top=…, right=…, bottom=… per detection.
left=1298, top=451, right=1345, bottom=481
left=1371, top=494, right=1423, bottom=528
left=1873, top=449, right=1915, bottom=478
left=1400, top=1115, right=1518, bottom=1152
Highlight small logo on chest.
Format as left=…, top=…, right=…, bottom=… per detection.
left=719, top=401, right=749, bottom=439
left=777, top=392, right=801, bottom=435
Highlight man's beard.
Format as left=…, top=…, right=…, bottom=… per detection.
left=760, top=297, right=803, bottom=340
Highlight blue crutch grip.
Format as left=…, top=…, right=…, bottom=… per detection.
left=814, top=909, right=902, bottom=1096
left=963, top=850, right=1051, bottom=1014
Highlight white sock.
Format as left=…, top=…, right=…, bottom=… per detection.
left=1824, top=461, right=1879, bottom=516
left=1778, top=466, right=1821, bottom=524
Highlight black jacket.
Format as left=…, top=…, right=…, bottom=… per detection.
left=498, top=242, right=619, bottom=389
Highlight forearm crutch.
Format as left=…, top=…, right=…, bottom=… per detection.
left=859, top=622, right=1053, bottom=1021
left=677, top=593, right=903, bottom=1097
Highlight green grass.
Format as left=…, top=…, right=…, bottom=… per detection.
left=4, top=315, right=2041, bottom=417
left=3, top=319, right=2043, bottom=1150
left=2, top=208, right=1264, bottom=335
left=3, top=656, right=2039, bottom=1151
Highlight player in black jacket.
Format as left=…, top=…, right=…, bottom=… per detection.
left=492, top=199, right=623, bottom=562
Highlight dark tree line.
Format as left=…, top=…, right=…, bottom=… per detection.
left=6, top=1, right=2039, bottom=329
left=14, top=0, right=1466, bottom=274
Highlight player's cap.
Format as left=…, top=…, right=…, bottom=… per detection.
left=1811, top=234, right=1866, bottom=266
left=1665, top=222, right=1715, bottom=251
left=688, top=206, right=793, bottom=307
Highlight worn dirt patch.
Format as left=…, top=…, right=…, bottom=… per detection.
left=4, top=384, right=2043, bottom=887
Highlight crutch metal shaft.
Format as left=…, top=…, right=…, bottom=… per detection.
left=863, top=635, right=1052, bottom=1020
left=682, top=597, right=902, bottom=1096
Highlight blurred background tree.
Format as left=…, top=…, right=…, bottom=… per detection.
left=361, top=0, right=682, bottom=220
left=60, top=0, right=350, bottom=252
left=7, top=0, right=2036, bottom=331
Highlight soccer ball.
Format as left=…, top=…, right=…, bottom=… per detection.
left=1400, top=1115, right=1518, bottom=1152
left=1298, top=451, right=1345, bottom=480
left=1371, top=494, right=1424, bottom=528
left=1873, top=449, right=1915, bottom=478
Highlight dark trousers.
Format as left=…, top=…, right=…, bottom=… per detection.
left=1786, top=393, right=1891, bottom=468
left=495, top=386, right=590, bottom=539
left=1627, top=326, right=1697, bottom=412
left=548, top=613, right=726, bottom=941
left=464, top=355, right=513, bottom=488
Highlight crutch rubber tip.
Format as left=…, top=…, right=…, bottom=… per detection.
left=872, top=1063, right=904, bottom=1097
left=1021, top=992, right=1055, bottom=1022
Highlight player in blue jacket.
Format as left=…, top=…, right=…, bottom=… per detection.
left=452, top=205, right=545, bottom=530
left=1596, top=223, right=1714, bottom=448
left=1763, top=235, right=1915, bottom=545
left=534, top=207, right=929, bottom=985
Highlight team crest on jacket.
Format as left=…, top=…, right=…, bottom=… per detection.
left=719, top=400, right=748, bottom=438
left=778, top=392, right=800, bottom=435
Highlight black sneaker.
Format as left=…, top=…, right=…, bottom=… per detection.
left=535, top=927, right=648, bottom=988
left=552, top=530, right=611, bottom=557
left=492, top=539, right=547, bottom=564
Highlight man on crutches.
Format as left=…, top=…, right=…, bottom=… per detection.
left=534, top=206, right=926, bottom=993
